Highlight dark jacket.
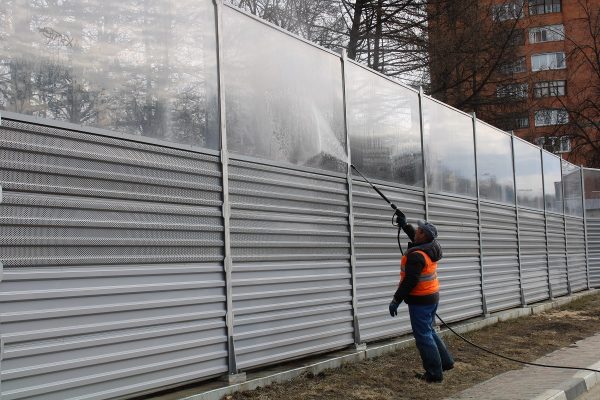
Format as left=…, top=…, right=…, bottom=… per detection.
left=393, top=224, right=443, bottom=305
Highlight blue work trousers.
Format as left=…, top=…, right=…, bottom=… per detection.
left=408, top=302, right=454, bottom=380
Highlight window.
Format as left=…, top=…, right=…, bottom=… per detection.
left=559, top=136, right=571, bottom=153
left=529, top=0, right=561, bottom=15
left=534, top=109, right=568, bottom=126
left=496, top=83, right=528, bottom=99
left=536, top=136, right=571, bottom=153
left=493, top=1, right=525, bottom=21
left=533, top=80, right=566, bottom=97
left=496, top=114, right=529, bottom=130
left=516, top=115, right=530, bottom=128
left=531, top=52, right=566, bottom=71
left=500, top=57, right=527, bottom=74
left=529, top=25, right=565, bottom=43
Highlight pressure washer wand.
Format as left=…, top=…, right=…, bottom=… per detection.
left=350, top=165, right=398, bottom=211
left=351, top=164, right=404, bottom=255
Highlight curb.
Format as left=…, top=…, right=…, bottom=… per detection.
left=175, top=289, right=598, bottom=400
left=527, top=360, right=600, bottom=400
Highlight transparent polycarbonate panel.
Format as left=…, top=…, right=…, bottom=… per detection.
left=584, top=169, right=600, bottom=217
left=562, top=161, right=583, bottom=217
left=475, top=123, right=514, bottom=204
left=223, top=7, right=346, bottom=172
left=513, top=139, right=544, bottom=210
left=543, top=152, right=563, bottom=213
left=422, top=99, right=476, bottom=197
left=346, top=63, right=423, bottom=186
left=0, top=0, right=219, bottom=149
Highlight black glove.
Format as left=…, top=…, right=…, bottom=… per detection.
left=395, top=210, right=407, bottom=228
left=389, top=299, right=400, bottom=317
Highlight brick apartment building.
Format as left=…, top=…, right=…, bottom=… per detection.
left=429, top=0, right=600, bottom=166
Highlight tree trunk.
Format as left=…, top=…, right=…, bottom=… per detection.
left=373, top=0, right=383, bottom=71
left=347, top=0, right=366, bottom=60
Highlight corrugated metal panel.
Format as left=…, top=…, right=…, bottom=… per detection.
left=519, top=209, right=550, bottom=304
left=588, top=218, right=600, bottom=288
left=352, top=180, right=425, bottom=341
left=480, top=202, right=521, bottom=312
left=566, top=218, right=587, bottom=292
left=228, top=160, right=354, bottom=370
left=428, top=194, right=483, bottom=321
left=0, top=119, right=228, bottom=400
left=0, top=265, right=2, bottom=395
left=546, top=213, right=569, bottom=296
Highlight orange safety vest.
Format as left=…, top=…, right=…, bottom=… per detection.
left=400, top=250, right=439, bottom=296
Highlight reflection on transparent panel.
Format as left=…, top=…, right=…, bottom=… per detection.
left=475, top=123, right=514, bottom=204
left=346, top=63, right=423, bottom=187
left=562, top=161, right=583, bottom=217
left=543, top=152, right=563, bottom=213
left=422, top=99, right=476, bottom=197
left=223, top=7, right=346, bottom=172
left=0, top=0, right=219, bottom=149
left=584, top=169, right=600, bottom=217
left=513, top=139, right=544, bottom=210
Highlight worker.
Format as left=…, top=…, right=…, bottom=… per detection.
left=388, top=216, right=454, bottom=383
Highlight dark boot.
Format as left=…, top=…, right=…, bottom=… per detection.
left=415, top=372, right=443, bottom=383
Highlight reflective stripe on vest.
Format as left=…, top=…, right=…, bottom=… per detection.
left=400, top=249, right=440, bottom=296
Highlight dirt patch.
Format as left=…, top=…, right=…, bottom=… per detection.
left=550, top=310, right=592, bottom=319
left=227, top=292, right=600, bottom=400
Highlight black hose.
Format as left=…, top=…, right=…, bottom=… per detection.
left=435, top=313, right=600, bottom=374
left=392, top=213, right=404, bottom=256
left=397, top=227, right=403, bottom=256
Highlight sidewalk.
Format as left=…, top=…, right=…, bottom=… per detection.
left=445, top=334, right=600, bottom=400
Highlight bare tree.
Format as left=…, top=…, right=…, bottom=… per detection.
left=426, top=0, right=530, bottom=124
left=343, top=0, right=429, bottom=81
left=230, top=0, right=431, bottom=84
left=229, top=0, right=528, bottom=92
left=229, top=0, right=345, bottom=46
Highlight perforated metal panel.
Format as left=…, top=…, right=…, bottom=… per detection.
left=228, top=160, right=354, bottom=369
left=546, top=213, right=569, bottom=296
left=352, top=180, right=425, bottom=341
left=0, top=119, right=228, bottom=400
left=588, top=218, right=600, bottom=288
left=480, top=202, right=521, bottom=312
left=519, top=209, right=550, bottom=304
left=428, top=194, right=483, bottom=321
left=566, top=218, right=587, bottom=292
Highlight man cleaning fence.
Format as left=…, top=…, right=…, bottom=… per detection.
left=388, top=217, right=455, bottom=383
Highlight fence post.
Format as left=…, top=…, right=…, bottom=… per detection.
left=561, top=161, right=572, bottom=295
left=471, top=114, right=488, bottom=315
left=581, top=167, right=591, bottom=290
left=540, top=150, right=554, bottom=299
left=340, top=52, right=363, bottom=348
left=510, top=133, right=526, bottom=306
left=214, top=0, right=241, bottom=380
left=418, top=88, right=429, bottom=221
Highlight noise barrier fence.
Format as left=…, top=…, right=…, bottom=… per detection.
left=0, top=0, right=599, bottom=399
